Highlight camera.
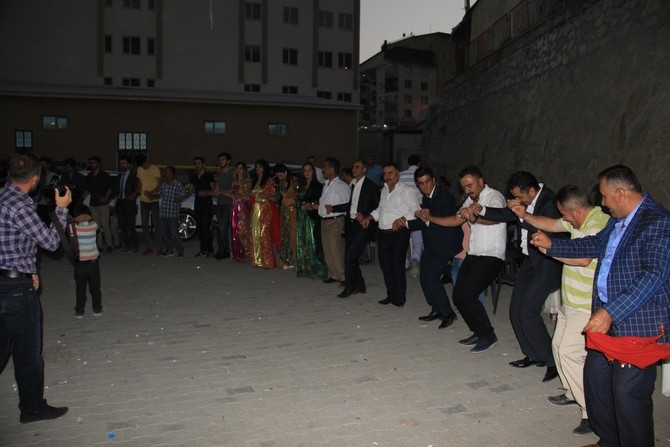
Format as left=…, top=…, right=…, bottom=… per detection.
left=42, top=176, right=68, bottom=202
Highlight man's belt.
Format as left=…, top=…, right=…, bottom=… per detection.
left=0, top=269, right=33, bottom=279
left=322, top=215, right=344, bottom=220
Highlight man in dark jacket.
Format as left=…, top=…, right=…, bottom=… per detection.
left=116, top=155, right=140, bottom=254
left=474, top=171, right=566, bottom=382
left=332, top=159, right=380, bottom=297
left=409, top=166, right=463, bottom=329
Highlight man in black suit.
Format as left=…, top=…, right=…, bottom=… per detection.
left=473, top=171, right=566, bottom=381
left=116, top=155, right=140, bottom=254
left=408, top=166, right=463, bottom=329
left=333, top=159, right=380, bottom=298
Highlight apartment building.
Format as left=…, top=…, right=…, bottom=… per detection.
left=359, top=33, right=455, bottom=129
left=0, top=0, right=360, bottom=168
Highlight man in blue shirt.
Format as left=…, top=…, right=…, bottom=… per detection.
left=532, top=165, right=670, bottom=447
left=0, top=151, right=70, bottom=423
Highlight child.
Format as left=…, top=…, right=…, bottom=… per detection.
left=72, top=204, right=103, bottom=318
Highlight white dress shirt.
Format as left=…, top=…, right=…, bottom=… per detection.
left=370, top=182, right=420, bottom=230
left=463, top=185, right=507, bottom=260
left=318, top=176, right=351, bottom=218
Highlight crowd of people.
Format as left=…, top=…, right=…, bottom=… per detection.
left=1, top=150, right=668, bottom=447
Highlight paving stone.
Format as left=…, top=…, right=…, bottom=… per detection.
left=0, top=240, right=668, bottom=446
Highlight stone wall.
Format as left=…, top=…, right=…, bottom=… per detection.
left=423, top=0, right=670, bottom=207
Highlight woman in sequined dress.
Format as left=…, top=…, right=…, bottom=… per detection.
left=295, top=162, right=328, bottom=280
left=250, top=159, right=276, bottom=268
left=274, top=164, right=298, bottom=269
left=230, top=161, right=252, bottom=262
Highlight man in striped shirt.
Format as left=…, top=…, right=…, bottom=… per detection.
left=510, top=185, right=609, bottom=436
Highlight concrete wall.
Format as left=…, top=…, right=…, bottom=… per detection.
left=423, top=0, right=670, bottom=207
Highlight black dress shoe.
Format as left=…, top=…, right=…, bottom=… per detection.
left=323, top=278, right=337, bottom=284
left=547, top=394, right=577, bottom=406
left=356, top=287, right=366, bottom=294
left=378, top=297, right=393, bottom=305
left=458, top=334, right=480, bottom=346
left=418, top=311, right=441, bottom=321
left=509, top=357, right=546, bottom=368
left=337, top=289, right=355, bottom=298
left=20, top=404, right=69, bottom=424
left=391, top=300, right=405, bottom=307
left=542, top=366, right=559, bottom=382
left=438, top=313, right=457, bottom=329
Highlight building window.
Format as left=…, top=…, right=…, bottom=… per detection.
left=245, top=2, right=261, bottom=20
left=123, top=0, right=140, bottom=9
left=122, top=78, right=141, bottom=87
left=104, top=77, right=113, bottom=86
left=404, top=65, right=412, bottom=74
left=338, top=13, right=353, bottom=31
left=15, top=130, right=32, bottom=149
left=316, top=91, right=332, bottom=99
left=104, top=35, right=113, bottom=53
left=421, top=67, right=429, bottom=76
left=319, top=10, right=333, bottom=28
left=420, top=96, right=429, bottom=105
left=318, top=51, right=332, bottom=68
left=147, top=79, right=155, bottom=87
left=338, top=52, right=352, bottom=69
left=42, top=116, right=68, bottom=130
left=337, top=92, right=352, bottom=102
left=420, top=81, right=428, bottom=91
left=282, top=86, right=298, bottom=94
left=244, top=84, right=261, bottom=92
left=204, top=121, right=226, bottom=135
left=245, top=45, right=261, bottom=62
left=147, top=38, right=155, bottom=55
left=404, top=80, right=412, bottom=89
left=122, top=36, right=141, bottom=55
left=283, top=7, right=298, bottom=24
left=118, top=132, right=147, bottom=150
left=404, top=94, right=412, bottom=104
left=282, top=48, right=298, bottom=65
left=268, top=123, right=288, bottom=136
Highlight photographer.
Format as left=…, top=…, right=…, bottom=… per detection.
left=0, top=151, right=70, bottom=423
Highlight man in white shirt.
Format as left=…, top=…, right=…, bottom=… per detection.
left=319, top=157, right=351, bottom=284
left=362, top=163, right=420, bottom=307
left=452, top=166, right=507, bottom=353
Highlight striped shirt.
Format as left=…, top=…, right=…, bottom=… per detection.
left=559, top=206, right=610, bottom=312
left=0, top=182, right=67, bottom=273
left=75, top=221, right=100, bottom=261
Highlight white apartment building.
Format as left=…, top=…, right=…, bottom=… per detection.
left=0, top=0, right=360, bottom=168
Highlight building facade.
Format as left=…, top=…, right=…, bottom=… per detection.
left=358, top=33, right=455, bottom=129
left=0, top=0, right=360, bottom=168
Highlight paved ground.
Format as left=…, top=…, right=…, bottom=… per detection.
left=1, top=239, right=669, bottom=447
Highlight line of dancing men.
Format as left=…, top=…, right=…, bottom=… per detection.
left=326, top=157, right=668, bottom=447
